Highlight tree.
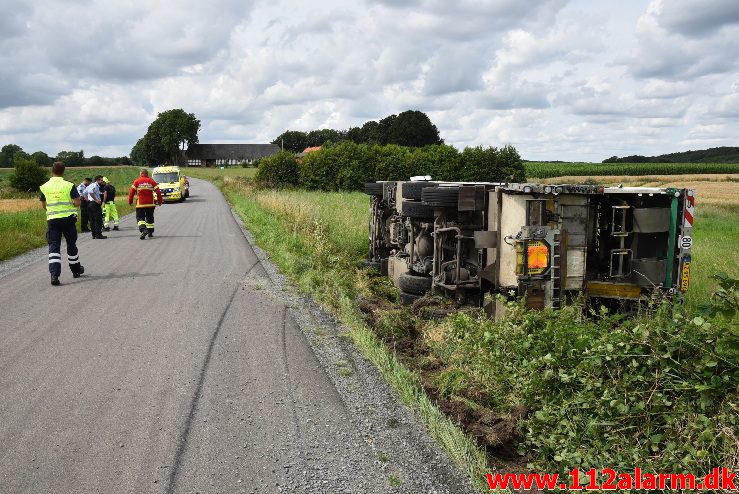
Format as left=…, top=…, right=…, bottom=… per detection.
left=131, top=109, right=200, bottom=165
left=271, top=130, right=307, bottom=153
left=359, top=121, right=383, bottom=144
left=1, top=144, right=28, bottom=167
left=386, top=110, right=442, bottom=147
left=86, top=155, right=107, bottom=167
left=56, top=150, right=85, bottom=167
left=9, top=156, right=49, bottom=192
left=30, top=151, right=52, bottom=166
left=305, top=128, right=343, bottom=147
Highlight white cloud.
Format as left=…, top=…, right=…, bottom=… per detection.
left=0, top=0, right=737, bottom=162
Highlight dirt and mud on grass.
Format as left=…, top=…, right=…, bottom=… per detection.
left=355, top=272, right=532, bottom=474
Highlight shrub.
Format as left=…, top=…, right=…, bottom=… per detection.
left=255, top=151, right=300, bottom=188
left=9, top=157, right=49, bottom=192
left=430, top=295, right=738, bottom=476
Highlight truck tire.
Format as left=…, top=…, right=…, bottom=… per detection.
left=401, top=200, right=434, bottom=218
left=362, top=259, right=382, bottom=271
left=402, top=181, right=437, bottom=200
left=398, top=272, right=432, bottom=295
left=363, top=182, right=384, bottom=196
left=422, top=187, right=459, bottom=208
left=399, top=290, right=422, bottom=305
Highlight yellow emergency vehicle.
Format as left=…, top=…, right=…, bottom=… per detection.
left=151, top=166, right=189, bottom=203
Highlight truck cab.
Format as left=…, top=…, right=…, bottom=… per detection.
left=151, top=166, right=189, bottom=203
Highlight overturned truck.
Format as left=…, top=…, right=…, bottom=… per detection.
left=364, top=179, right=695, bottom=312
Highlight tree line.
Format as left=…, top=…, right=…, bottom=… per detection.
left=0, top=144, right=131, bottom=168
left=603, top=146, right=739, bottom=164
left=271, top=110, right=443, bottom=152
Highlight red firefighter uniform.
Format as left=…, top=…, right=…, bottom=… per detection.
left=128, top=175, right=163, bottom=239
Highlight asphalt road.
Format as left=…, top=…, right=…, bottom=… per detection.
left=0, top=179, right=475, bottom=494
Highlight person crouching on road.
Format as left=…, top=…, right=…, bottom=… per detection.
left=102, top=176, right=119, bottom=231
left=128, top=168, right=162, bottom=240
left=76, top=177, right=92, bottom=232
left=40, top=162, right=85, bottom=286
left=85, top=175, right=107, bottom=239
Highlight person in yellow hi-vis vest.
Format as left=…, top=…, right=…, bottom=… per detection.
left=102, top=177, right=119, bottom=231
left=39, top=161, right=84, bottom=285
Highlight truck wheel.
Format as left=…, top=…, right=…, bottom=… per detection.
left=363, top=183, right=384, bottom=196
left=399, top=290, right=422, bottom=305
left=422, top=187, right=459, bottom=208
left=402, top=181, right=437, bottom=200
left=362, top=260, right=382, bottom=271
left=401, top=200, right=434, bottom=218
left=398, top=271, right=432, bottom=295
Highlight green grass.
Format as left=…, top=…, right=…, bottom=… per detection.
left=526, top=161, right=739, bottom=178
left=183, top=166, right=257, bottom=186
left=0, top=209, right=49, bottom=259
left=687, top=204, right=739, bottom=309
left=0, top=167, right=141, bottom=260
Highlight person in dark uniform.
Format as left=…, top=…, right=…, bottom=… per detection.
left=85, top=175, right=107, bottom=239
left=40, top=162, right=85, bottom=286
left=76, top=177, right=92, bottom=232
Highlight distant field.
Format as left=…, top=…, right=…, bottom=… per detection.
left=183, top=166, right=257, bottom=181
left=525, top=161, right=739, bottom=178
left=540, top=173, right=739, bottom=207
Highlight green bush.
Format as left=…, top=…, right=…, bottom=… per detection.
left=433, top=296, right=738, bottom=476
left=255, top=151, right=300, bottom=188
left=9, top=157, right=49, bottom=192
left=295, top=142, right=525, bottom=191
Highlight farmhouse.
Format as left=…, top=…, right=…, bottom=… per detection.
left=185, top=143, right=280, bottom=167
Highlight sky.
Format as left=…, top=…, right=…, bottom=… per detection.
left=1, top=0, right=738, bottom=162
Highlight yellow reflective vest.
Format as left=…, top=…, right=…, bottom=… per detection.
left=40, top=177, right=77, bottom=220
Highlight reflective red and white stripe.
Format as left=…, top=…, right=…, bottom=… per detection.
left=683, top=190, right=695, bottom=227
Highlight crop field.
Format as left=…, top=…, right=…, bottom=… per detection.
left=526, top=161, right=739, bottom=178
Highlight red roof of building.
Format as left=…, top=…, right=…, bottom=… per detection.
left=302, top=146, right=321, bottom=153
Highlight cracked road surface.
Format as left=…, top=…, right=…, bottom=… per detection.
left=0, top=178, right=475, bottom=493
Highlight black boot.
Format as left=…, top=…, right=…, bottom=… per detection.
left=51, top=275, right=60, bottom=286
left=73, top=266, right=85, bottom=278
left=140, top=230, right=147, bottom=239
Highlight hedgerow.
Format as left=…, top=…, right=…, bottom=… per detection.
left=257, top=141, right=526, bottom=191
left=254, top=151, right=300, bottom=188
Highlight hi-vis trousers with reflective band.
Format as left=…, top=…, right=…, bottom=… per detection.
left=103, top=201, right=119, bottom=227
left=135, top=206, right=155, bottom=233
left=47, top=215, right=81, bottom=277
